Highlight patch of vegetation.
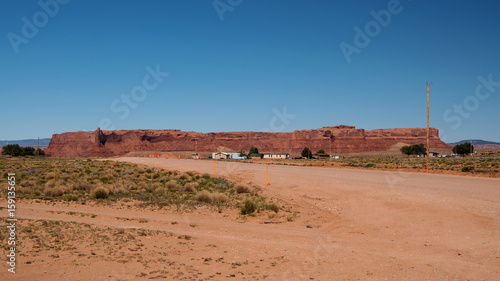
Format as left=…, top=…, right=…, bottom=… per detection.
left=400, top=144, right=427, bottom=156
left=92, top=186, right=109, bottom=199
left=462, top=166, right=474, bottom=172
left=235, top=184, right=252, bottom=194
left=240, top=199, right=256, bottom=215
left=453, top=142, right=474, bottom=156
left=1, top=144, right=45, bottom=156
left=0, top=157, right=283, bottom=216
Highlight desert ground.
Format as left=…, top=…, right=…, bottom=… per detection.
left=2, top=157, right=499, bottom=280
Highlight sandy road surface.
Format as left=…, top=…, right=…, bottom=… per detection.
left=113, top=157, right=500, bottom=280
left=3, top=157, right=499, bottom=280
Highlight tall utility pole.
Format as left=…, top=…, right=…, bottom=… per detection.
left=426, top=83, right=430, bottom=173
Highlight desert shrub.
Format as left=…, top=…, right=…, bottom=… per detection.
left=215, top=178, right=231, bottom=189
left=202, top=173, right=210, bottom=179
left=137, top=182, right=148, bottom=191
left=264, top=202, right=280, bottom=213
left=212, top=193, right=229, bottom=203
left=121, top=170, right=134, bottom=176
left=235, top=184, right=252, bottom=194
left=100, top=176, right=111, bottom=184
left=241, top=199, right=256, bottom=215
left=137, top=192, right=154, bottom=201
left=59, top=183, right=73, bottom=194
left=20, top=180, right=35, bottom=187
left=166, top=181, right=179, bottom=190
left=122, top=181, right=136, bottom=191
left=194, top=190, right=214, bottom=203
left=24, top=167, right=37, bottom=176
left=74, top=182, right=91, bottom=191
left=152, top=182, right=163, bottom=190
left=114, top=186, right=127, bottom=194
left=44, top=187, right=64, bottom=197
left=92, top=186, right=109, bottom=199
left=462, top=166, right=474, bottom=172
left=197, top=178, right=207, bottom=185
left=0, top=183, right=9, bottom=193
left=182, top=183, right=197, bottom=193
left=63, top=194, right=78, bottom=201
left=45, top=179, right=57, bottom=188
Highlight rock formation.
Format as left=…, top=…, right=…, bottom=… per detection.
left=44, top=125, right=452, bottom=157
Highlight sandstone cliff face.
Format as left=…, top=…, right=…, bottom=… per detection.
left=45, top=126, right=451, bottom=157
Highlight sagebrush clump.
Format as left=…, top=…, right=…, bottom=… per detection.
left=235, top=184, right=252, bottom=194
left=92, top=186, right=109, bottom=199
left=241, top=199, right=256, bottom=215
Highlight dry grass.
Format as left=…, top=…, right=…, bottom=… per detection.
left=182, top=182, right=198, bottom=193
left=44, top=187, right=64, bottom=197
left=212, top=193, right=229, bottom=203
left=235, top=184, right=252, bottom=194
left=2, top=218, right=285, bottom=280
left=92, top=186, right=109, bottom=199
left=166, top=181, right=179, bottom=190
left=0, top=157, right=282, bottom=214
left=194, top=190, right=213, bottom=203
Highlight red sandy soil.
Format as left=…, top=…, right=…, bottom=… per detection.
left=2, top=157, right=499, bottom=280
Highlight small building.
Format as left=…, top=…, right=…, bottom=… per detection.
left=248, top=153, right=263, bottom=159
left=430, top=151, right=440, bottom=157
left=230, top=153, right=247, bottom=160
left=212, top=152, right=230, bottom=160
left=315, top=153, right=330, bottom=159
left=263, top=153, right=289, bottom=159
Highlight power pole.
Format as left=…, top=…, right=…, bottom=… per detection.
left=36, top=137, right=39, bottom=157
left=426, top=83, right=430, bottom=173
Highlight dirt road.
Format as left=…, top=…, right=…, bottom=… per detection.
left=5, top=157, right=499, bottom=280
left=114, top=157, right=500, bottom=280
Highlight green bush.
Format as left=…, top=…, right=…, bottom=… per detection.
left=453, top=142, right=474, bottom=156
left=241, top=199, right=256, bottom=215
left=264, top=202, right=280, bottom=213
left=64, top=194, right=78, bottom=201
left=462, top=166, right=474, bottom=172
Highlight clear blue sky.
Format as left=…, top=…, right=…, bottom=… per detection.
left=1, top=0, right=499, bottom=143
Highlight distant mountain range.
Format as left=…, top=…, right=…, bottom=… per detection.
left=447, top=139, right=500, bottom=146
left=447, top=139, right=500, bottom=149
left=0, top=138, right=51, bottom=146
